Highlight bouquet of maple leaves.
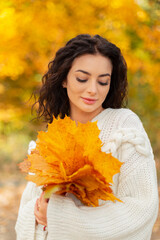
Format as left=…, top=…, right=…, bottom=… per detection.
left=19, top=116, right=123, bottom=207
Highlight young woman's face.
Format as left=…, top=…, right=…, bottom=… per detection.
left=63, top=53, right=112, bottom=121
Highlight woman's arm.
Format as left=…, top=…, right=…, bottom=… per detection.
left=15, top=141, right=48, bottom=240
left=45, top=117, right=159, bottom=240
left=15, top=182, right=42, bottom=240
left=47, top=159, right=158, bottom=240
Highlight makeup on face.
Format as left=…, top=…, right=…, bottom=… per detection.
left=75, top=70, right=111, bottom=86
left=64, top=54, right=112, bottom=123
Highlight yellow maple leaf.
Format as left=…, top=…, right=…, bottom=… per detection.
left=19, top=115, right=123, bottom=206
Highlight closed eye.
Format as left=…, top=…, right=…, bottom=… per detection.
left=76, top=78, right=87, bottom=82
left=76, top=78, right=109, bottom=86
left=98, top=81, right=109, bottom=86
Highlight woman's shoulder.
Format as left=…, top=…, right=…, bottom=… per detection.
left=105, top=107, right=140, bottom=119
left=112, top=108, right=143, bottom=129
left=100, top=108, right=153, bottom=157
left=97, top=108, right=143, bottom=130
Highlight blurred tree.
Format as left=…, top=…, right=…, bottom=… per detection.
left=0, top=0, right=159, bottom=168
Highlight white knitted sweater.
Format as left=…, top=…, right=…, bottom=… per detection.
left=15, top=108, right=159, bottom=240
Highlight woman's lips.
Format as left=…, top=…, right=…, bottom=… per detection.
left=81, top=97, right=97, bottom=105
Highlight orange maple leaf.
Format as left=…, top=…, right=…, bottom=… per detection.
left=19, top=116, right=123, bottom=206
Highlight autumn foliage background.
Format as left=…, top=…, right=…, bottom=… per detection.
left=0, top=0, right=160, bottom=239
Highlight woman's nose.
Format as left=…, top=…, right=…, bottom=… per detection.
left=87, top=80, right=97, bottom=95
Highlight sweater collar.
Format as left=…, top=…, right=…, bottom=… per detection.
left=91, top=108, right=110, bottom=122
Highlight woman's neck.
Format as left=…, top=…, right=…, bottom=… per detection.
left=70, top=107, right=104, bottom=124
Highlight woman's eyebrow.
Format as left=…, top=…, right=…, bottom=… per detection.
left=75, top=70, right=111, bottom=77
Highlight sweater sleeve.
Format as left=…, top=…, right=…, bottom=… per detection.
left=15, top=141, right=48, bottom=240
left=15, top=182, right=38, bottom=240
left=46, top=114, right=159, bottom=240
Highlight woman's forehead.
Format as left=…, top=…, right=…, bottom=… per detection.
left=70, top=54, right=112, bottom=74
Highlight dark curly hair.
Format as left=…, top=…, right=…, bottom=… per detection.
left=34, top=34, right=128, bottom=123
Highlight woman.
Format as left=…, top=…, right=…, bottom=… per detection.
left=15, top=34, right=159, bottom=240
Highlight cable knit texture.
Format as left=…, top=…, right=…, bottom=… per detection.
left=15, top=108, right=159, bottom=240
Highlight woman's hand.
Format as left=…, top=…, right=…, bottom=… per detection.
left=34, top=191, right=49, bottom=226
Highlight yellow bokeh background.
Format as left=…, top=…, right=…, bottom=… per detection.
left=0, top=0, right=160, bottom=238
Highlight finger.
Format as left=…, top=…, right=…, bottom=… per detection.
left=40, top=192, right=49, bottom=203
left=34, top=199, right=41, bottom=218
left=35, top=199, right=39, bottom=211
left=40, top=199, right=48, bottom=210
left=34, top=196, right=48, bottom=226
left=39, top=191, right=45, bottom=201
left=34, top=209, right=42, bottom=223
left=34, top=209, right=38, bottom=219
left=35, top=214, right=47, bottom=226
left=34, top=211, right=47, bottom=226
left=34, top=202, right=39, bottom=215
left=36, top=219, right=46, bottom=226
left=43, top=196, right=49, bottom=203
left=34, top=208, right=39, bottom=219
left=36, top=199, right=40, bottom=211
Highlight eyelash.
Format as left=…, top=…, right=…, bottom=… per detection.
left=76, top=78, right=109, bottom=86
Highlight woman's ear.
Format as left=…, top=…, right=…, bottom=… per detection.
left=62, top=80, right=67, bottom=88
